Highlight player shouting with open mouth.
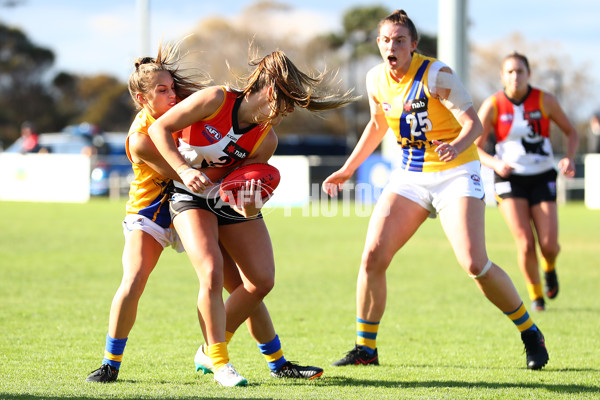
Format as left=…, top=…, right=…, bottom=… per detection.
left=323, top=10, right=549, bottom=370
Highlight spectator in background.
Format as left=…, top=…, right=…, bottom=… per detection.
left=20, top=121, right=39, bottom=153
left=476, top=52, right=579, bottom=312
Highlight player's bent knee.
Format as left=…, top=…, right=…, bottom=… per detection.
left=361, top=249, right=392, bottom=274
left=539, top=241, right=560, bottom=259
left=246, top=276, right=275, bottom=298
left=468, top=259, right=493, bottom=279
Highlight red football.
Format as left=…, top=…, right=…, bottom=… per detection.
left=219, top=163, right=280, bottom=204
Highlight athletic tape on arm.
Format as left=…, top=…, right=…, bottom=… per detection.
left=433, top=69, right=473, bottom=119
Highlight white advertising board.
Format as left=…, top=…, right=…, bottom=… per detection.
left=266, top=155, right=310, bottom=207
left=0, top=153, right=90, bottom=203
left=585, top=154, right=600, bottom=209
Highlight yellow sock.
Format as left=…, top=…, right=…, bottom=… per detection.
left=540, top=258, right=555, bottom=273
left=356, top=317, right=379, bottom=351
left=504, top=302, right=535, bottom=332
left=526, top=283, right=544, bottom=301
left=201, top=331, right=234, bottom=359
left=207, top=342, right=229, bottom=370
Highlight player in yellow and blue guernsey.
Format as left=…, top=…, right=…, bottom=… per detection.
left=124, top=110, right=177, bottom=229
left=86, top=43, right=326, bottom=384
left=323, top=10, right=549, bottom=370
left=85, top=43, right=207, bottom=383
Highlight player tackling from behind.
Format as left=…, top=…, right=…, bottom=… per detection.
left=149, top=49, right=356, bottom=386
left=322, top=10, right=549, bottom=370
left=86, top=42, right=335, bottom=386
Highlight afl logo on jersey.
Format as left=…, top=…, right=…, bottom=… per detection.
left=202, top=125, right=222, bottom=144
left=499, top=113, right=513, bottom=124
left=382, top=102, right=392, bottom=112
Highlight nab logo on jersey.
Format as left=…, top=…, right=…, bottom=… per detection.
left=403, top=97, right=427, bottom=113
left=525, top=110, right=542, bottom=120
left=201, top=125, right=222, bottom=144
left=224, top=141, right=249, bottom=161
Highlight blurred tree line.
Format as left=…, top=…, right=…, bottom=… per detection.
left=0, top=23, right=134, bottom=148
left=176, top=2, right=436, bottom=140
left=0, top=2, right=435, bottom=149
left=0, top=1, right=592, bottom=153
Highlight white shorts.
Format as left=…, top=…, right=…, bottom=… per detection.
left=122, top=214, right=184, bottom=253
left=384, top=160, right=485, bottom=217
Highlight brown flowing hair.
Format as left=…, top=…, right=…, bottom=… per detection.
left=231, top=49, right=357, bottom=124
left=128, top=39, right=211, bottom=109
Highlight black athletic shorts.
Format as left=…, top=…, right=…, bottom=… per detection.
left=493, top=169, right=557, bottom=206
left=169, top=186, right=263, bottom=226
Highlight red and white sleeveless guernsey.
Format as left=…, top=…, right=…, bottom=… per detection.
left=490, top=87, right=555, bottom=175
left=174, top=86, right=271, bottom=198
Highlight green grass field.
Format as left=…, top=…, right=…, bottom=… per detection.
left=1, top=199, right=599, bottom=399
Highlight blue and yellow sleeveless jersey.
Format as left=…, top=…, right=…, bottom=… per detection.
left=368, top=52, right=479, bottom=172
left=124, top=109, right=173, bottom=228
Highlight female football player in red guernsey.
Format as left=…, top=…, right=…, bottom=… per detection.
left=476, top=53, right=579, bottom=311
left=149, top=50, right=355, bottom=386
left=86, top=45, right=347, bottom=386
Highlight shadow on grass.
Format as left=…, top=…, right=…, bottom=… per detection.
left=2, top=374, right=599, bottom=399
left=315, top=376, right=600, bottom=394
left=0, top=395, right=261, bottom=400
left=406, top=363, right=600, bottom=374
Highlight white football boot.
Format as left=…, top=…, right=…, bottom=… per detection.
left=194, top=344, right=214, bottom=374
left=213, top=363, right=248, bottom=387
